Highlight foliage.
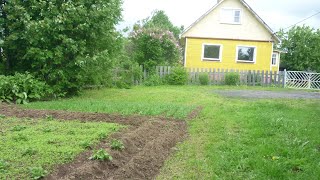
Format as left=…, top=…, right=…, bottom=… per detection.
left=130, top=27, right=182, bottom=70
left=110, top=139, right=125, bottom=151
left=277, top=26, right=320, bottom=72
left=199, top=73, right=209, bottom=85
left=166, top=66, right=188, bottom=85
left=141, top=10, right=184, bottom=40
left=225, top=72, right=240, bottom=86
left=80, top=141, right=93, bottom=149
left=0, top=159, right=9, bottom=173
left=11, top=125, right=27, bottom=132
left=89, top=149, right=113, bottom=161
left=0, top=73, right=50, bottom=104
left=144, top=74, right=163, bottom=86
left=113, top=57, right=142, bottom=89
left=1, top=0, right=122, bottom=95
left=22, top=148, right=38, bottom=157
left=29, top=167, right=47, bottom=180
left=0, top=117, right=121, bottom=179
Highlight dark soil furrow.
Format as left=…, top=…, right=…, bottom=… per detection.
left=0, top=104, right=198, bottom=180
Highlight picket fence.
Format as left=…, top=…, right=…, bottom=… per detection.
left=138, top=66, right=286, bottom=87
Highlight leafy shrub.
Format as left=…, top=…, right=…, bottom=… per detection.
left=199, top=73, right=209, bottom=85
left=89, top=149, right=113, bottom=161
left=166, top=66, right=188, bottom=85
left=29, top=167, right=47, bottom=180
left=110, top=139, right=125, bottom=151
left=0, top=73, right=50, bottom=104
left=225, top=72, right=240, bottom=86
left=144, top=74, right=163, bottom=86
left=111, top=57, right=142, bottom=89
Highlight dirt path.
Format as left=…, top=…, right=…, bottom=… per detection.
left=214, top=90, right=320, bottom=99
left=0, top=104, right=200, bottom=180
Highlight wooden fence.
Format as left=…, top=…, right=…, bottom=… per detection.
left=139, top=66, right=286, bottom=87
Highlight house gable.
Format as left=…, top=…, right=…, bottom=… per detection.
left=182, top=0, right=279, bottom=43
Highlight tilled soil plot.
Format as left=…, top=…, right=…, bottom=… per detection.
left=0, top=104, right=199, bottom=180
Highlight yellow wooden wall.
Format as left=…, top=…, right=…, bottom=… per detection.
left=185, top=38, right=277, bottom=71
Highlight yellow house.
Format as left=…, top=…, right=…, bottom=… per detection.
left=181, top=0, right=281, bottom=72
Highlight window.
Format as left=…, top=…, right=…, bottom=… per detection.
left=272, top=53, right=277, bottom=65
left=202, top=44, right=222, bottom=61
left=236, top=46, right=256, bottom=62
left=220, top=9, right=242, bottom=24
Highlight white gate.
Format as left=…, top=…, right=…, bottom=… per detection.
left=285, top=71, right=320, bottom=90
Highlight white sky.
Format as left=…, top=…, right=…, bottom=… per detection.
left=117, top=0, right=320, bottom=33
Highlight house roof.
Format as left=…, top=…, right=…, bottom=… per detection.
left=181, top=0, right=281, bottom=43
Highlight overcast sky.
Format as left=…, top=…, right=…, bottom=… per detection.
left=117, top=0, right=320, bottom=33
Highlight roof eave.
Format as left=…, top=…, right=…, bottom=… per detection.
left=240, top=0, right=281, bottom=43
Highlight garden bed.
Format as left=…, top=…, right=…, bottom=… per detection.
left=0, top=104, right=192, bottom=179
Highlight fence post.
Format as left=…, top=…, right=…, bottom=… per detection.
left=283, top=69, right=287, bottom=88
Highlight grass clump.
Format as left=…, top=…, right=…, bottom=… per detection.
left=29, top=167, right=47, bottom=180
left=0, top=160, right=9, bottom=173
left=90, top=149, right=113, bottom=161
left=110, top=139, right=125, bottom=151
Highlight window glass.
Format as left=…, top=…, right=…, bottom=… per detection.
left=237, top=46, right=255, bottom=62
left=203, top=45, right=221, bottom=60
left=221, top=9, right=241, bottom=24
left=272, top=53, right=277, bottom=65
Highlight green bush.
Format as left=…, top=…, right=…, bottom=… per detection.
left=29, top=167, right=47, bottom=180
left=199, top=73, right=209, bottom=85
left=0, top=73, right=50, bottom=104
left=225, top=72, right=240, bottom=86
left=110, top=139, right=125, bottom=151
left=166, top=66, right=188, bottom=85
left=89, top=149, right=113, bottom=161
left=144, top=74, right=163, bottom=86
left=113, top=58, right=142, bottom=89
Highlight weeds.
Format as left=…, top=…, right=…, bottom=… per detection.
left=80, top=141, right=93, bottom=149
left=22, top=148, right=38, bottom=156
left=0, top=160, right=9, bottom=173
left=11, top=125, right=27, bottom=132
left=110, top=139, right=125, bottom=151
left=12, top=134, right=28, bottom=142
left=29, top=167, right=47, bottom=180
left=89, top=149, right=113, bottom=161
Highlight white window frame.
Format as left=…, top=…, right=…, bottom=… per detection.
left=202, top=44, right=223, bottom=62
left=236, top=45, right=257, bottom=63
left=220, top=8, right=242, bottom=25
left=271, top=53, right=278, bottom=66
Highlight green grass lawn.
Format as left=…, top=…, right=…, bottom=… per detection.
left=0, top=116, right=121, bottom=180
left=24, top=86, right=320, bottom=179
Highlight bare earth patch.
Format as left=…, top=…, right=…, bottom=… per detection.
left=0, top=104, right=197, bottom=180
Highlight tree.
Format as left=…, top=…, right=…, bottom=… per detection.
left=142, top=10, right=184, bottom=40
left=129, top=11, right=183, bottom=70
left=278, top=26, right=320, bottom=72
left=1, top=0, right=122, bottom=95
